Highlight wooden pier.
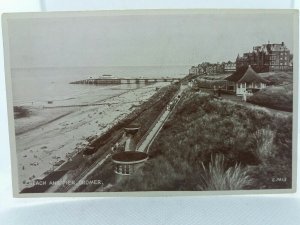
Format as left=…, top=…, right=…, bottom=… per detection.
left=70, top=78, right=181, bottom=85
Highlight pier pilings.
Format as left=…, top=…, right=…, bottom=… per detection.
left=70, top=78, right=181, bottom=85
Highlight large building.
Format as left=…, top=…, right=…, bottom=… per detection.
left=224, top=62, right=236, bottom=72
left=189, top=66, right=200, bottom=75
left=236, top=42, right=293, bottom=72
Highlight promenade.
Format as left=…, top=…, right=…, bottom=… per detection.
left=136, top=85, right=186, bottom=153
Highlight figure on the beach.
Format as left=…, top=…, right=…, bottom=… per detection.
left=217, top=86, right=221, bottom=97
left=243, top=91, right=247, bottom=102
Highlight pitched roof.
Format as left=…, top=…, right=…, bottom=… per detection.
left=225, top=67, right=248, bottom=82
left=226, top=66, right=269, bottom=84
left=238, top=66, right=269, bottom=84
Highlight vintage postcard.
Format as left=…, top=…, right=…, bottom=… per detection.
left=2, top=9, right=298, bottom=197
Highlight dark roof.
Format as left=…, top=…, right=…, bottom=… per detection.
left=238, top=66, right=269, bottom=84
left=125, top=123, right=140, bottom=129
left=226, top=66, right=269, bottom=84
left=225, top=67, right=248, bottom=82
left=112, top=151, right=148, bottom=162
left=124, top=127, right=139, bottom=135
left=83, top=146, right=96, bottom=156
left=124, top=123, right=140, bottom=135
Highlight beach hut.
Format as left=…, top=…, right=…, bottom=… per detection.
left=225, top=65, right=269, bottom=96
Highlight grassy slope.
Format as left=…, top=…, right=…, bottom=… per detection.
left=195, top=71, right=293, bottom=112
left=247, top=72, right=293, bottom=112
left=112, top=91, right=292, bottom=191
left=247, top=84, right=293, bottom=112
left=259, top=71, right=293, bottom=85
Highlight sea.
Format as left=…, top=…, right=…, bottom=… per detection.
left=11, top=66, right=189, bottom=106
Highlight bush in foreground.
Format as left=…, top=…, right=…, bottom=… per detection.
left=251, top=128, right=275, bottom=159
left=198, top=154, right=253, bottom=190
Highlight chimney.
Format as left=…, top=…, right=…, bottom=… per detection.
left=282, top=42, right=284, bottom=46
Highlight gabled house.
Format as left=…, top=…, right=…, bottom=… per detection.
left=236, top=42, right=292, bottom=72
left=225, top=65, right=269, bottom=96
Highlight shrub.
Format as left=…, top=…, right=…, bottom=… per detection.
left=251, top=128, right=275, bottom=160
left=198, top=154, right=254, bottom=190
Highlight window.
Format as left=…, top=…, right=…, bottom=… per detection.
left=117, top=165, right=122, bottom=173
left=125, top=165, right=130, bottom=174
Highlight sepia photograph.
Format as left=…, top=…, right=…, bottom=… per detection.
left=2, top=9, right=298, bottom=196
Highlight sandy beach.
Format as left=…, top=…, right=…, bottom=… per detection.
left=15, top=83, right=168, bottom=190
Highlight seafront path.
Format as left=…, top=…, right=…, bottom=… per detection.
left=136, top=85, right=186, bottom=153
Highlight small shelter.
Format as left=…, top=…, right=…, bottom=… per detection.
left=112, top=151, right=148, bottom=176
left=225, top=65, right=269, bottom=96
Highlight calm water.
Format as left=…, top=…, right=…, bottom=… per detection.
left=11, top=66, right=189, bottom=106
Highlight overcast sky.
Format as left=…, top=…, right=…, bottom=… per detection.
left=7, top=11, right=296, bottom=68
